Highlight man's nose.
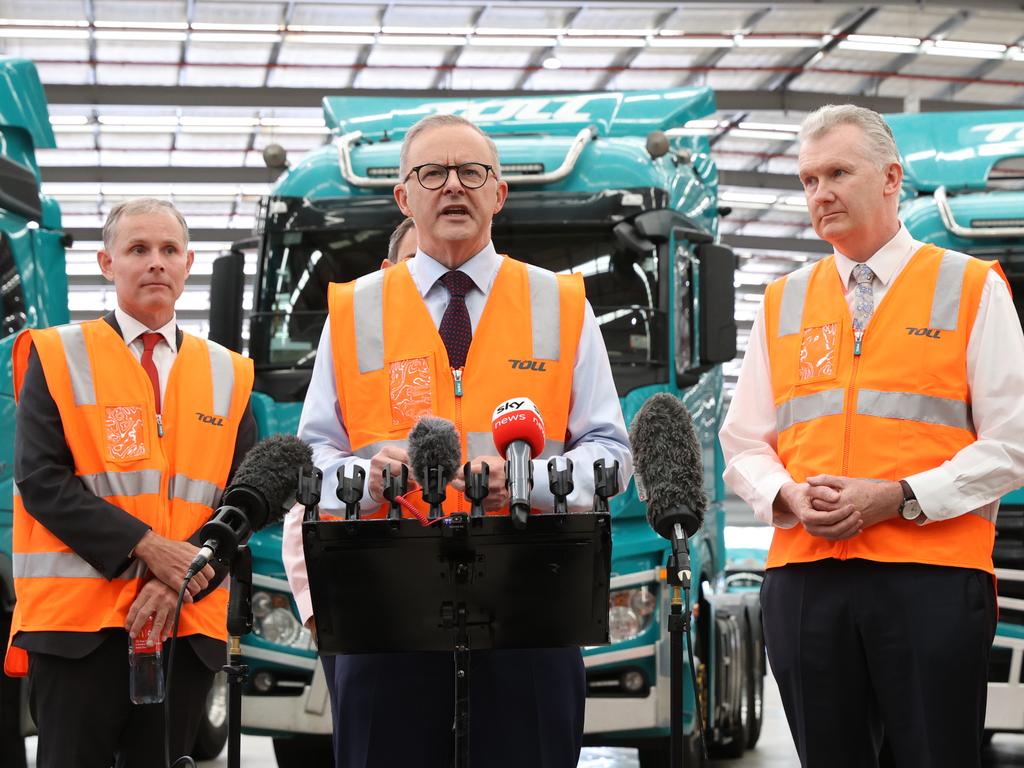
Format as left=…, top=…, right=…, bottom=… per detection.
left=442, top=167, right=465, bottom=193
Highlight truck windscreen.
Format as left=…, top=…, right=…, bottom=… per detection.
left=249, top=224, right=666, bottom=380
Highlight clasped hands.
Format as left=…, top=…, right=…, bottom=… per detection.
left=776, top=475, right=904, bottom=541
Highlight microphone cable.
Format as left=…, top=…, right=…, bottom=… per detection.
left=682, top=581, right=708, bottom=762
left=163, top=571, right=199, bottom=768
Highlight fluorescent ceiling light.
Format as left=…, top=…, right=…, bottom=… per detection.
left=838, top=41, right=919, bottom=54
left=259, top=126, right=329, bottom=135
left=260, top=117, right=325, bottom=128
left=51, top=125, right=96, bottom=133
left=98, top=115, right=179, bottom=126
left=0, top=17, right=87, bottom=26
left=0, top=28, right=89, bottom=39
left=934, top=39, right=1007, bottom=53
left=94, top=20, right=188, bottom=30
left=720, top=191, right=779, bottom=205
left=50, top=115, right=90, bottom=125
left=469, top=36, right=557, bottom=47
left=191, top=22, right=281, bottom=32
left=729, top=129, right=800, bottom=141
left=648, top=37, right=731, bottom=48
left=94, top=30, right=188, bottom=41
left=564, top=28, right=653, bottom=36
left=284, top=33, right=376, bottom=45
left=98, top=125, right=177, bottom=133
left=559, top=36, right=646, bottom=48
left=382, top=25, right=474, bottom=35
left=738, top=121, right=800, bottom=133
left=923, top=45, right=1005, bottom=60
left=190, top=32, right=281, bottom=43
left=846, top=34, right=921, bottom=46
left=542, top=57, right=562, bottom=70
left=287, top=24, right=380, bottom=33
left=476, top=27, right=566, bottom=36
left=377, top=34, right=467, bottom=46
left=734, top=36, right=823, bottom=48
left=180, top=117, right=259, bottom=127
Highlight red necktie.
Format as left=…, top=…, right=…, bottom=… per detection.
left=139, top=332, right=163, bottom=414
left=438, top=271, right=474, bottom=369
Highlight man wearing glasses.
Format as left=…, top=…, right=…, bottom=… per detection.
left=296, top=114, right=630, bottom=767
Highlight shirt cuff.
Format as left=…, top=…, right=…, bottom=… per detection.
left=756, top=472, right=799, bottom=529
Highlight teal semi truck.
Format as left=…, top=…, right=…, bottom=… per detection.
left=0, top=56, right=228, bottom=760
left=887, top=109, right=1024, bottom=739
left=207, top=90, right=764, bottom=766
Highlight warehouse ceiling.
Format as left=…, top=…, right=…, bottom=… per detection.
left=2, top=0, right=1023, bottom=392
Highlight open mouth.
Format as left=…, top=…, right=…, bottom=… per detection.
left=441, top=205, right=470, bottom=217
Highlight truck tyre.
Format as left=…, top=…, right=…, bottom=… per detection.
left=743, top=597, right=765, bottom=750
left=191, top=671, right=228, bottom=760
left=272, top=734, right=334, bottom=767
left=710, top=609, right=747, bottom=759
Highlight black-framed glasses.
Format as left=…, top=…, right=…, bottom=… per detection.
left=404, top=162, right=495, bottom=190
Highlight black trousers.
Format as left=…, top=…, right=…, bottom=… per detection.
left=331, top=646, right=585, bottom=768
left=761, top=558, right=996, bottom=768
left=0, top=610, right=27, bottom=768
left=28, top=632, right=214, bottom=768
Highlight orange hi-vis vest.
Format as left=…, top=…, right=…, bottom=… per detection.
left=5, top=319, right=253, bottom=677
left=762, top=244, right=1005, bottom=573
left=328, top=256, right=585, bottom=518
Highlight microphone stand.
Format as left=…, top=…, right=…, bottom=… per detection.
left=224, top=545, right=253, bottom=768
left=424, top=465, right=449, bottom=520
left=666, top=523, right=692, bottom=768
left=382, top=464, right=408, bottom=520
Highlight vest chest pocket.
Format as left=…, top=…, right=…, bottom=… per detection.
left=103, top=404, right=151, bottom=462
left=798, top=322, right=842, bottom=385
left=388, top=355, right=435, bottom=429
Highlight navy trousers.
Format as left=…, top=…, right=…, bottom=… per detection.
left=761, top=558, right=996, bottom=768
left=330, top=646, right=585, bottom=768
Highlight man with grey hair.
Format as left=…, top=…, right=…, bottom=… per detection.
left=382, top=215, right=417, bottom=267
left=9, top=198, right=256, bottom=767
left=296, top=113, right=631, bottom=767
left=720, top=104, right=1024, bottom=767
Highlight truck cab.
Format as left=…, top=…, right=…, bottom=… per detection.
left=887, top=109, right=1024, bottom=740
left=212, top=89, right=763, bottom=766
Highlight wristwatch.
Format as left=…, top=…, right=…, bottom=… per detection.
left=898, top=480, right=923, bottom=522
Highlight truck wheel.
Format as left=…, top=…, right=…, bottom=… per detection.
left=272, top=734, right=334, bottom=767
left=191, top=671, right=228, bottom=760
left=710, top=609, right=748, bottom=759
left=743, top=599, right=765, bottom=750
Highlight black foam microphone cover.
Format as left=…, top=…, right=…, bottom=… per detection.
left=628, top=392, right=706, bottom=540
left=223, top=433, right=313, bottom=529
left=407, top=416, right=462, bottom=491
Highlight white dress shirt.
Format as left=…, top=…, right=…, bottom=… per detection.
left=114, top=306, right=178, bottom=399
left=721, top=224, right=1024, bottom=528
left=284, top=243, right=633, bottom=624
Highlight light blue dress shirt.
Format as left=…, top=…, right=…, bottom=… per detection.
left=296, top=241, right=632, bottom=512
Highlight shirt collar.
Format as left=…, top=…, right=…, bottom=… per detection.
left=408, top=241, right=501, bottom=298
left=115, top=306, right=178, bottom=352
left=833, top=223, right=920, bottom=290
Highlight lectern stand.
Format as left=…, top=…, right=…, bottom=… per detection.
left=302, top=512, right=612, bottom=767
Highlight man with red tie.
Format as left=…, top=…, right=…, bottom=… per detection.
left=7, top=198, right=256, bottom=767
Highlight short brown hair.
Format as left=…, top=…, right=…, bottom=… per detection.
left=387, top=217, right=416, bottom=264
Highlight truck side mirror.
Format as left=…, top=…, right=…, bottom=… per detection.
left=696, top=242, right=737, bottom=365
left=209, top=251, right=245, bottom=353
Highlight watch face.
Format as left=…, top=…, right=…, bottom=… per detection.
left=902, top=499, right=923, bottom=520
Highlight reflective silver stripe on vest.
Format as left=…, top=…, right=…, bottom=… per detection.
left=12, top=482, right=20, bottom=498
left=526, top=266, right=561, bottom=360
left=353, top=439, right=409, bottom=460
left=856, top=389, right=974, bottom=432
left=776, top=389, right=845, bottom=433
left=777, top=264, right=814, bottom=337
left=207, top=340, right=236, bottom=418
left=13, top=552, right=145, bottom=580
left=169, top=475, right=223, bottom=507
left=466, top=431, right=565, bottom=461
left=57, top=324, right=96, bottom=406
left=929, top=250, right=969, bottom=331
left=79, top=469, right=162, bottom=498
left=353, top=271, right=385, bottom=374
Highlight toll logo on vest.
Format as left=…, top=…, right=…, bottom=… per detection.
left=195, top=412, right=226, bottom=427
left=905, top=327, right=943, bottom=339
left=508, top=358, right=547, bottom=372
left=105, top=406, right=147, bottom=461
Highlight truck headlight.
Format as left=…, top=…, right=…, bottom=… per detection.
left=608, top=585, right=657, bottom=643
left=251, top=590, right=312, bottom=649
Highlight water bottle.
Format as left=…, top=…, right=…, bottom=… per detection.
left=129, top=615, right=165, bottom=705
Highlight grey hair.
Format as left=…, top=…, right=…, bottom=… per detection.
left=387, top=217, right=416, bottom=264
left=799, top=104, right=900, bottom=167
left=399, top=113, right=501, bottom=179
left=102, top=198, right=190, bottom=251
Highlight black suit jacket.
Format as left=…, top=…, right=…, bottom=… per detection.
left=11, top=313, right=257, bottom=669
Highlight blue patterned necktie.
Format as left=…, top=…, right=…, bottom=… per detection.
left=851, top=263, right=875, bottom=334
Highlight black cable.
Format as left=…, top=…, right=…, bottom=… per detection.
left=165, top=575, right=198, bottom=768
left=683, top=586, right=708, bottom=762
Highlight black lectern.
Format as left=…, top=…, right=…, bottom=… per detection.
left=302, top=511, right=612, bottom=767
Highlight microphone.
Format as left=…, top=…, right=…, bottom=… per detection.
left=408, top=416, right=461, bottom=519
left=188, top=434, right=313, bottom=577
left=491, top=397, right=546, bottom=529
left=628, top=393, right=706, bottom=586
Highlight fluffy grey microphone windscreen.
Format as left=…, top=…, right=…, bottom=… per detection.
left=407, top=416, right=461, bottom=490
left=628, top=392, right=706, bottom=538
left=225, top=433, right=313, bottom=529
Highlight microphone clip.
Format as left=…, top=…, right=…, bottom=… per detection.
left=297, top=464, right=323, bottom=522
left=547, top=458, right=574, bottom=515
left=336, top=465, right=366, bottom=521
left=592, top=458, right=620, bottom=515
left=382, top=464, right=409, bottom=520
left=463, top=461, right=489, bottom=519
left=424, top=465, right=450, bottom=520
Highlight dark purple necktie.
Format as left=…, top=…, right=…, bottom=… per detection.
left=438, top=270, right=474, bottom=369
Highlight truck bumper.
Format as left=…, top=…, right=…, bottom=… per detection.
left=584, top=687, right=661, bottom=734
left=986, top=631, right=1024, bottom=732
left=241, top=659, right=333, bottom=736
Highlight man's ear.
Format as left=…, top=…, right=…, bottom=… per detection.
left=492, top=179, right=509, bottom=215
left=97, top=250, right=114, bottom=282
left=379, top=259, right=392, bottom=270
left=883, top=161, right=903, bottom=198
left=394, top=183, right=412, bottom=217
